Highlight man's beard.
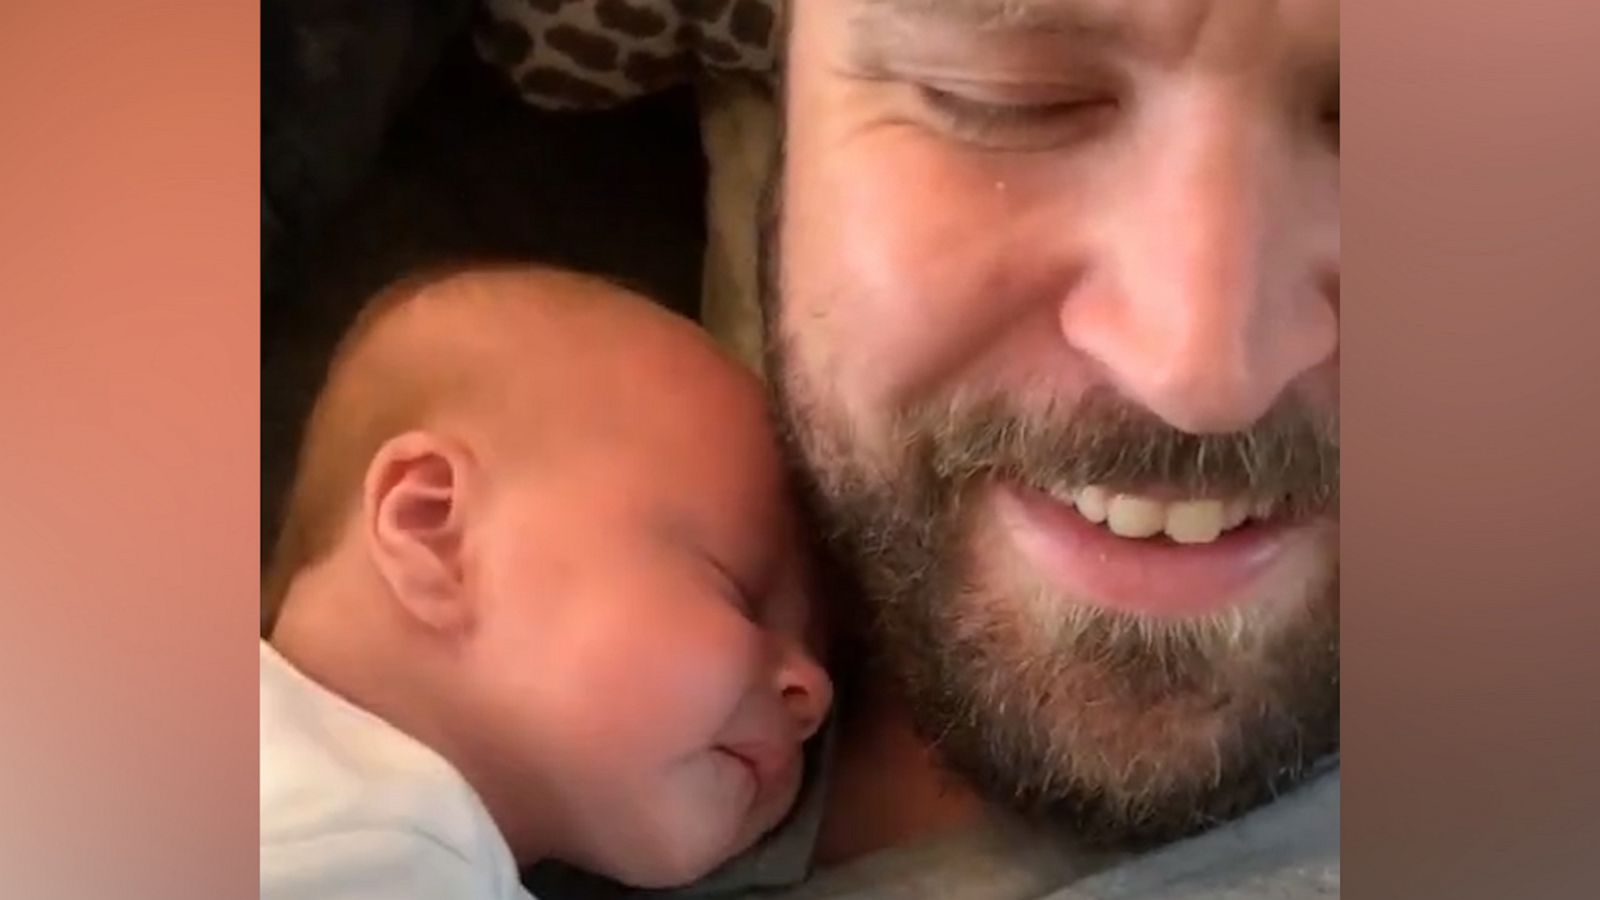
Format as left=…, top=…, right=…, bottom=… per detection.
left=758, top=178, right=1340, bottom=846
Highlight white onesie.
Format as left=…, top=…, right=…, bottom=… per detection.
left=260, top=641, right=533, bottom=900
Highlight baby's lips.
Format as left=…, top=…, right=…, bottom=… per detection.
left=717, top=739, right=798, bottom=793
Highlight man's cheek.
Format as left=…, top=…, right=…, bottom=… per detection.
left=799, top=156, right=1017, bottom=404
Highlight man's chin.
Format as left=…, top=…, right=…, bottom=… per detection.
left=875, top=528, right=1340, bottom=847
left=766, top=358, right=1340, bottom=845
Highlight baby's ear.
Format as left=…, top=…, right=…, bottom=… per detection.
left=362, top=432, right=476, bottom=633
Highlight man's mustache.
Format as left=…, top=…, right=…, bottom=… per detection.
left=896, top=387, right=1340, bottom=520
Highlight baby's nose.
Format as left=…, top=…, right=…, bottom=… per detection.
left=775, top=643, right=833, bottom=742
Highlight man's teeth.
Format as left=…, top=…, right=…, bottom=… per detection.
left=1105, top=494, right=1167, bottom=539
left=1223, top=497, right=1251, bottom=530
left=1074, top=485, right=1111, bottom=524
left=1163, top=499, right=1225, bottom=544
left=1054, top=486, right=1270, bottom=544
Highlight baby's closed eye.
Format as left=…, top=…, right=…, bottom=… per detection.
left=695, top=551, right=764, bottom=621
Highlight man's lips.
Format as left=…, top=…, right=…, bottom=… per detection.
left=993, top=480, right=1327, bottom=618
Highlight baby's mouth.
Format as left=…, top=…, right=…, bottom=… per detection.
left=715, top=741, right=793, bottom=796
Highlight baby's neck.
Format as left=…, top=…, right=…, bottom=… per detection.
left=272, top=581, right=456, bottom=760
left=272, top=575, right=555, bottom=865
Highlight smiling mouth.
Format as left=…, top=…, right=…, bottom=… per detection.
left=996, top=480, right=1330, bottom=618
left=715, top=742, right=795, bottom=797
left=1037, top=482, right=1291, bottom=544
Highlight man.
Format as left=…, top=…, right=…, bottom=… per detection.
left=738, top=0, right=1339, bottom=895
left=520, top=3, right=1340, bottom=897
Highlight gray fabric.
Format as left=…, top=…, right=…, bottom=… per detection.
left=719, top=813, right=1125, bottom=900
left=723, top=769, right=1339, bottom=900
left=531, top=764, right=1339, bottom=900
left=1040, top=771, right=1339, bottom=900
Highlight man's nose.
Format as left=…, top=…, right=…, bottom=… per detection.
left=1060, top=94, right=1337, bottom=435
left=774, top=640, right=833, bottom=742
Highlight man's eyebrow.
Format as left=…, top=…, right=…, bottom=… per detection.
left=848, top=0, right=1131, bottom=41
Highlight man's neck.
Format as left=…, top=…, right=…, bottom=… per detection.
left=811, top=688, right=988, bottom=866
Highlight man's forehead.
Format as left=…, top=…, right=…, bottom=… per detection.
left=847, top=0, right=1136, bottom=32
left=836, top=0, right=1336, bottom=63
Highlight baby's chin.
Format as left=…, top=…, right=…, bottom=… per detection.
left=629, top=755, right=804, bottom=888
left=615, top=828, right=754, bottom=890
left=594, top=786, right=752, bottom=885
left=728, top=755, right=807, bottom=858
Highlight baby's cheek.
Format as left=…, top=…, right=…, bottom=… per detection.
left=627, top=615, right=766, bottom=742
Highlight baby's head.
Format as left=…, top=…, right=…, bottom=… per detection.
left=268, top=265, right=833, bottom=886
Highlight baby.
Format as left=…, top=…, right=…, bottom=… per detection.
left=260, top=265, right=833, bottom=899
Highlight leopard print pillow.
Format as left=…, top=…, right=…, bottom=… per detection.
left=476, top=0, right=784, bottom=110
